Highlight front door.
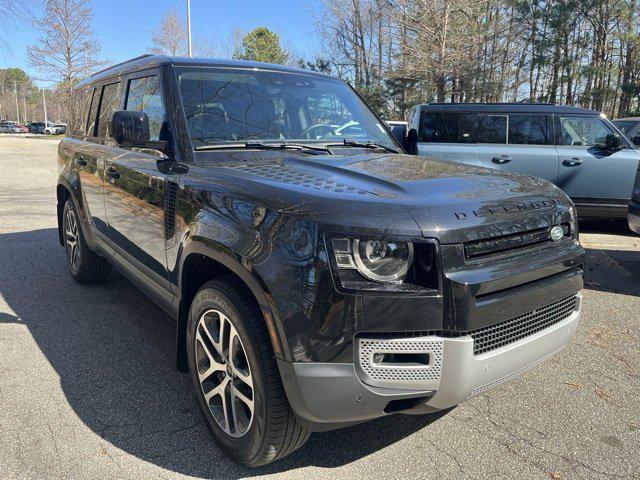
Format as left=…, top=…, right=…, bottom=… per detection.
left=103, top=71, right=172, bottom=293
left=555, top=114, right=640, bottom=210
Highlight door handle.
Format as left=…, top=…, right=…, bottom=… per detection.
left=562, top=158, right=583, bottom=167
left=492, top=156, right=511, bottom=164
left=74, top=156, right=87, bottom=167
left=106, top=166, right=120, bottom=179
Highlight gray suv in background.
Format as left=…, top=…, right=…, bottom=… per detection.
left=407, top=103, right=640, bottom=218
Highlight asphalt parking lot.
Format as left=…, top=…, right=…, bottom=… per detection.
left=0, top=135, right=638, bottom=480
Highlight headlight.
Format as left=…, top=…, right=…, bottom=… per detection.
left=332, top=238, right=414, bottom=283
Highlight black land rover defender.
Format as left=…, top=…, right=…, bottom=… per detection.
left=56, top=54, right=585, bottom=466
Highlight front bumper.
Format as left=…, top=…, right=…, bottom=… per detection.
left=280, top=294, right=581, bottom=431
left=629, top=201, right=640, bottom=234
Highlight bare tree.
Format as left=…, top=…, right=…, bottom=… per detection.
left=27, top=0, right=102, bottom=119
left=150, top=7, right=188, bottom=56
left=0, top=0, right=32, bottom=53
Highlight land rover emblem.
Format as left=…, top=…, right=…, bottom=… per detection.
left=550, top=226, right=564, bottom=242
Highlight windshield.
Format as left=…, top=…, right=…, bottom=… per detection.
left=175, top=67, right=396, bottom=149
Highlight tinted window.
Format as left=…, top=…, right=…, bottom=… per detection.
left=97, top=82, right=121, bottom=138
left=86, top=88, right=99, bottom=136
left=176, top=67, right=395, bottom=148
left=125, top=76, right=166, bottom=141
left=478, top=115, right=507, bottom=143
left=509, top=115, right=551, bottom=145
left=420, top=111, right=476, bottom=143
left=557, top=115, right=614, bottom=147
left=613, top=120, right=639, bottom=134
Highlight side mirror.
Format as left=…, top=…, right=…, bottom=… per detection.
left=632, top=135, right=640, bottom=146
left=110, top=110, right=150, bottom=147
left=605, top=133, right=622, bottom=151
left=406, top=128, right=418, bottom=155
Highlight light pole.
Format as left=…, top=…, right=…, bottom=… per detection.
left=187, top=0, right=192, bottom=57
left=42, top=87, right=48, bottom=129
left=13, top=81, right=20, bottom=123
left=22, top=94, right=27, bottom=123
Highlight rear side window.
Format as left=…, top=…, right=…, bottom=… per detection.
left=125, top=76, right=166, bottom=141
left=508, top=115, right=552, bottom=145
left=86, top=88, right=100, bottom=136
left=478, top=115, right=507, bottom=143
left=420, top=111, right=476, bottom=143
left=96, top=82, right=121, bottom=138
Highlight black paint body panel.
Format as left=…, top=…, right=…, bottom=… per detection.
left=56, top=57, right=585, bottom=369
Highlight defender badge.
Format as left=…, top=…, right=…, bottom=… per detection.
left=550, top=226, right=564, bottom=242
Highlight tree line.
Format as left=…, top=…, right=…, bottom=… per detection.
left=315, top=0, right=640, bottom=119
left=1, top=0, right=639, bottom=123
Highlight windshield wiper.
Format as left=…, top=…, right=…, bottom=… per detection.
left=326, top=139, right=399, bottom=154
left=195, top=142, right=333, bottom=155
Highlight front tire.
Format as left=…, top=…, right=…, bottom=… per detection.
left=187, top=277, right=309, bottom=467
left=62, top=199, right=111, bottom=283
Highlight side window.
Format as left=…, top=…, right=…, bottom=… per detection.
left=86, top=88, right=100, bottom=137
left=508, top=115, right=552, bottom=145
left=125, top=76, right=166, bottom=141
left=557, top=116, right=615, bottom=147
left=478, top=115, right=507, bottom=144
left=420, top=112, right=476, bottom=143
left=96, top=82, right=121, bottom=138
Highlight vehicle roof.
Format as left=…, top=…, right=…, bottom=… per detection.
left=613, top=117, right=640, bottom=122
left=77, top=54, right=335, bottom=88
left=419, top=102, right=601, bottom=115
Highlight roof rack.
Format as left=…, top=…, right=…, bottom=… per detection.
left=427, top=102, right=556, bottom=106
left=91, top=54, right=155, bottom=77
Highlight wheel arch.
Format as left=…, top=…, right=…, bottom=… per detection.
left=175, top=237, right=289, bottom=372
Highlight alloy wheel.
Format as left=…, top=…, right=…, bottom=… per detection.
left=195, top=309, right=255, bottom=438
left=64, top=208, right=80, bottom=272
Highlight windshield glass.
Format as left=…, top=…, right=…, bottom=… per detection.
left=175, top=67, right=396, bottom=149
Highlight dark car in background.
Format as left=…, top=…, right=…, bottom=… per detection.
left=407, top=103, right=640, bottom=218
left=56, top=54, right=584, bottom=466
left=613, top=117, right=640, bottom=146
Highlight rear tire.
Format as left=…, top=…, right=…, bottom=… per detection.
left=186, top=277, right=309, bottom=467
left=62, top=199, right=111, bottom=284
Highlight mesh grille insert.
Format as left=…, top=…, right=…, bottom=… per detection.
left=470, top=296, right=577, bottom=355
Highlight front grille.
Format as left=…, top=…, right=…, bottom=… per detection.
left=465, top=224, right=570, bottom=260
left=470, top=296, right=577, bottom=355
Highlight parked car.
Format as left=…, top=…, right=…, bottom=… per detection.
left=53, top=123, right=67, bottom=134
left=612, top=117, right=640, bottom=146
left=45, top=122, right=60, bottom=134
left=0, top=121, right=22, bottom=133
left=385, top=120, right=408, bottom=147
left=57, top=55, right=585, bottom=466
left=15, top=124, right=29, bottom=133
left=406, top=103, right=640, bottom=218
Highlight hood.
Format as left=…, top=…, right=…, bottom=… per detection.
left=193, top=151, right=574, bottom=243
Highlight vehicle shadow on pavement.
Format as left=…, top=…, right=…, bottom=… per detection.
left=0, top=228, right=446, bottom=478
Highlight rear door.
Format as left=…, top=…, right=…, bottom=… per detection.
left=416, top=110, right=480, bottom=165
left=476, top=113, right=559, bottom=184
left=74, top=85, right=111, bottom=236
left=555, top=114, right=640, bottom=207
left=103, top=70, right=173, bottom=296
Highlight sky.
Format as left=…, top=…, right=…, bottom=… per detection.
left=0, top=0, right=320, bottom=86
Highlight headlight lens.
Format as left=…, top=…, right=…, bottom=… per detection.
left=332, top=238, right=414, bottom=283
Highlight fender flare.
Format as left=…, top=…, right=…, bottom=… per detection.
left=176, top=236, right=291, bottom=364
